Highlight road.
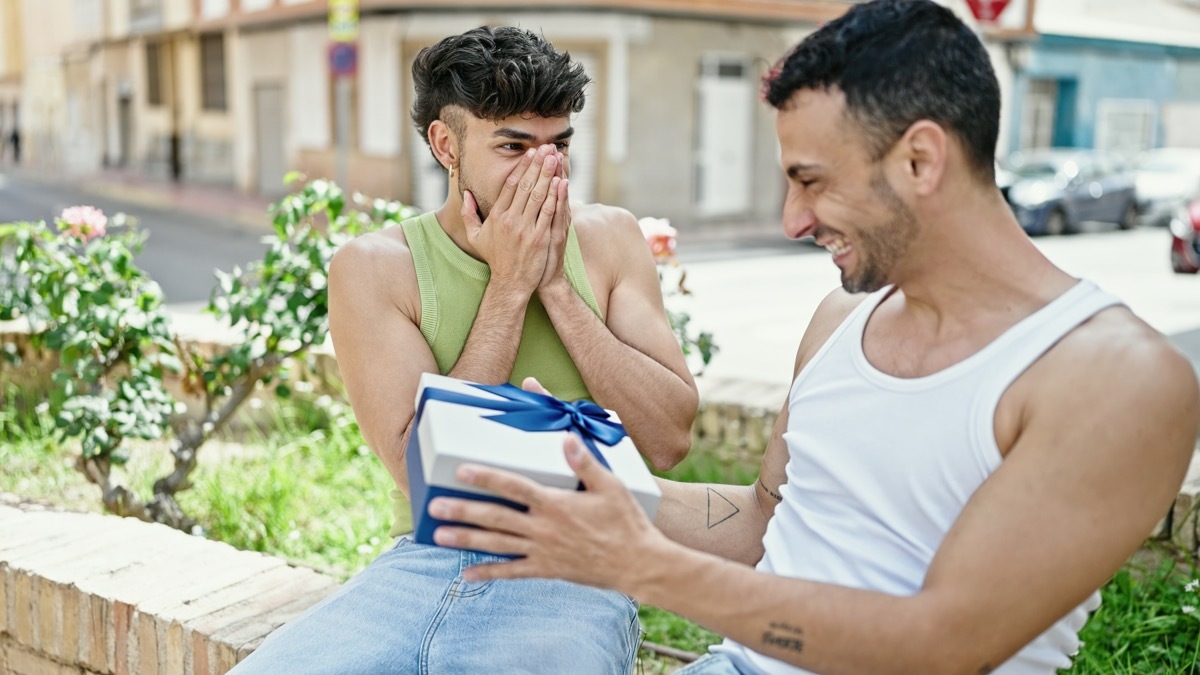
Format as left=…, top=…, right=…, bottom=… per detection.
left=2, top=172, right=1195, bottom=404
left=680, top=227, right=1200, bottom=406
left=0, top=172, right=267, bottom=304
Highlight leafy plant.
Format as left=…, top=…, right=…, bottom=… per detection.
left=637, top=217, right=718, bottom=373
left=0, top=180, right=416, bottom=530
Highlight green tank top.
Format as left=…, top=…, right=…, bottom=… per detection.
left=389, top=211, right=604, bottom=535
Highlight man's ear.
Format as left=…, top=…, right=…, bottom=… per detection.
left=427, top=119, right=458, bottom=172
left=892, top=120, right=947, bottom=198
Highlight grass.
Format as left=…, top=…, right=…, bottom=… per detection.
left=2, top=395, right=1198, bottom=673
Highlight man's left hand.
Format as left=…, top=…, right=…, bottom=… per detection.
left=429, top=435, right=665, bottom=593
left=538, top=152, right=572, bottom=293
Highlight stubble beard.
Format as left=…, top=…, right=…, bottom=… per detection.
left=454, top=147, right=493, bottom=221
left=841, top=169, right=919, bottom=294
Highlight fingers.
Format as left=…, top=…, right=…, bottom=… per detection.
left=450, top=463, right=546, bottom=510
left=521, top=376, right=552, bottom=396
left=564, top=436, right=621, bottom=492
left=520, top=147, right=560, bottom=223
left=551, top=176, right=571, bottom=235
left=429, top=490, right=532, bottom=537
left=461, top=190, right=482, bottom=237
left=535, top=177, right=561, bottom=232
left=433, top=525, right=530, bottom=558
left=493, top=148, right=536, bottom=216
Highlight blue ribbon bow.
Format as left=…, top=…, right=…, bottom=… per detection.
left=415, top=382, right=628, bottom=471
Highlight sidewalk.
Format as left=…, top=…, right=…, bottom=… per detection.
left=8, top=165, right=277, bottom=232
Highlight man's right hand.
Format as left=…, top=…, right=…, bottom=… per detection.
left=463, top=144, right=562, bottom=296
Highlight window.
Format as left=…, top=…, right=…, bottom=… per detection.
left=145, top=42, right=163, bottom=107
left=1095, top=99, right=1156, bottom=158
left=200, top=34, right=227, bottom=111
left=130, top=0, right=163, bottom=34
left=1019, top=78, right=1056, bottom=150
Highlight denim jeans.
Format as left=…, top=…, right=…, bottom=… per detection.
left=675, top=652, right=745, bottom=675
left=230, top=537, right=641, bottom=674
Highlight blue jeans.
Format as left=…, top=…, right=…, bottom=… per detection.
left=676, top=652, right=745, bottom=674
left=230, top=537, right=641, bottom=674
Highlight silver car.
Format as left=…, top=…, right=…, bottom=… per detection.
left=1002, top=149, right=1139, bottom=236
left=1134, top=147, right=1200, bottom=227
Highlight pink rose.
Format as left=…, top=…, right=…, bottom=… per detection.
left=60, top=206, right=108, bottom=242
left=637, top=217, right=677, bottom=261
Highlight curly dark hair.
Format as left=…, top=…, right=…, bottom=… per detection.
left=411, top=26, right=590, bottom=158
left=763, top=0, right=1000, bottom=181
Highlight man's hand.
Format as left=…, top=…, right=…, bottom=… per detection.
left=538, top=153, right=571, bottom=293
left=462, top=144, right=562, bottom=296
left=429, top=435, right=668, bottom=595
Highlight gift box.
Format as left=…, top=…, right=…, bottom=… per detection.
left=406, top=372, right=662, bottom=551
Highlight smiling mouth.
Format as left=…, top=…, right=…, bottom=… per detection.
left=823, top=237, right=851, bottom=258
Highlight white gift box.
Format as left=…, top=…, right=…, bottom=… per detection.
left=406, top=373, right=662, bottom=549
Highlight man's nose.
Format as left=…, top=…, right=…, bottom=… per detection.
left=783, top=205, right=818, bottom=240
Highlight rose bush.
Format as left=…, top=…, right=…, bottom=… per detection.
left=0, top=182, right=415, bottom=530
left=637, top=216, right=717, bottom=374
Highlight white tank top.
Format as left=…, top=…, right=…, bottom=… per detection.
left=712, top=280, right=1121, bottom=675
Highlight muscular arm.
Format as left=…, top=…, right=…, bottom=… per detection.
left=328, top=147, right=561, bottom=496
left=650, top=289, right=860, bottom=563
left=433, top=303, right=1198, bottom=674
left=628, top=316, right=1200, bottom=674
left=326, top=234, right=437, bottom=495
left=538, top=208, right=698, bottom=470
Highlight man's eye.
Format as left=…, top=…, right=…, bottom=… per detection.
left=500, top=143, right=526, bottom=152
left=554, top=142, right=570, bottom=151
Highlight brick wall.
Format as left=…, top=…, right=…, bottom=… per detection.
left=0, top=498, right=338, bottom=675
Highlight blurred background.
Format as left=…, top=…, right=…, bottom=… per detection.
left=0, top=0, right=1193, bottom=231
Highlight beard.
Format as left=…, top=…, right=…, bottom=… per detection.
left=840, top=169, right=919, bottom=294
left=454, top=147, right=494, bottom=221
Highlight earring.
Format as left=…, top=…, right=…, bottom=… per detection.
left=448, top=164, right=456, bottom=179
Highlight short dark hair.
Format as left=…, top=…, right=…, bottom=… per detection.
left=411, top=26, right=589, bottom=149
left=763, top=0, right=999, bottom=180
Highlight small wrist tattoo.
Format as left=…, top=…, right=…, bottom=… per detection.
left=757, top=477, right=782, bottom=502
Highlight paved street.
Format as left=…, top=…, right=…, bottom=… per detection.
left=682, top=227, right=1200, bottom=407
left=3, top=170, right=1196, bottom=410
left=0, top=170, right=268, bottom=303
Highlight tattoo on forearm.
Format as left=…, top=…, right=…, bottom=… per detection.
left=757, top=477, right=782, bottom=502
left=762, top=621, right=804, bottom=653
left=706, top=488, right=740, bottom=528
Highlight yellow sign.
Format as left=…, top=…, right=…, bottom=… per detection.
left=328, top=0, right=359, bottom=43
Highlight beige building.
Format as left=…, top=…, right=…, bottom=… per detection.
left=20, top=0, right=1032, bottom=230
left=0, top=0, right=22, bottom=160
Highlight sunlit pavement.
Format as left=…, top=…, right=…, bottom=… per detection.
left=683, top=227, right=1199, bottom=407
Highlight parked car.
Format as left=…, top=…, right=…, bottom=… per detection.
left=1169, top=198, right=1200, bottom=274
left=1134, top=147, right=1200, bottom=227
left=1002, top=148, right=1138, bottom=235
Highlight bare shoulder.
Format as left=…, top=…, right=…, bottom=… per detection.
left=1027, top=306, right=1200, bottom=448
left=570, top=202, right=643, bottom=249
left=1048, top=307, right=1197, bottom=397
left=328, top=224, right=419, bottom=319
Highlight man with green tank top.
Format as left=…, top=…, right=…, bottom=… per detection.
left=231, top=26, right=699, bottom=675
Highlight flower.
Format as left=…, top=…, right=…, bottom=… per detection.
left=59, top=205, right=108, bottom=242
left=1186, top=579, right=1199, bottom=593
left=1183, top=605, right=1196, bottom=615
left=637, top=216, right=677, bottom=262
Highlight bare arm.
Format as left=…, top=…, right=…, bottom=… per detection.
left=651, top=289, right=862, bottom=563
left=328, top=146, right=563, bottom=496
left=431, top=310, right=1199, bottom=674
left=537, top=203, right=698, bottom=470
left=326, top=234, right=438, bottom=494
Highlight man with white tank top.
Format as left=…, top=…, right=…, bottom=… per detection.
left=428, top=1, right=1200, bottom=673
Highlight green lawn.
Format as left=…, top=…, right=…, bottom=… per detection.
left=1, top=395, right=1197, bottom=673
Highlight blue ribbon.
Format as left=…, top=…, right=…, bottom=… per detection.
left=415, top=382, right=627, bottom=471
